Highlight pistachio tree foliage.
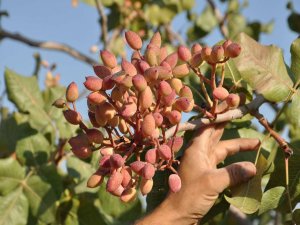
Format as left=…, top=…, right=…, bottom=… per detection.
left=1, top=0, right=300, bottom=225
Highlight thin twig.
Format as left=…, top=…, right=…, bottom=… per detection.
left=251, top=110, right=293, bottom=157
left=107, top=27, right=123, bottom=53
left=105, top=127, right=115, bottom=147
left=219, top=64, right=225, bottom=87
left=0, top=28, right=98, bottom=65
left=206, top=0, right=228, bottom=38
left=164, top=24, right=185, bottom=45
left=188, top=63, right=211, bottom=84
left=284, top=158, right=295, bottom=225
left=187, top=63, right=212, bottom=106
left=54, top=139, right=68, bottom=165
left=32, top=52, right=41, bottom=77
left=210, top=64, right=218, bottom=114
left=94, top=0, right=108, bottom=47
left=165, top=95, right=265, bottom=139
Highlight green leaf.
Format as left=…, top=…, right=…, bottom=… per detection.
left=60, top=197, right=107, bottom=225
left=259, top=186, right=285, bottom=214
left=285, top=90, right=300, bottom=139
left=290, top=38, right=300, bottom=82
left=222, top=128, right=276, bottom=164
left=225, top=59, right=242, bottom=85
left=293, top=209, right=300, bottom=224
left=42, top=86, right=65, bottom=112
left=0, top=188, right=29, bottom=225
left=288, top=12, right=300, bottom=33
left=225, top=154, right=268, bottom=214
left=145, top=4, right=177, bottom=26
left=78, top=197, right=108, bottom=225
left=227, top=13, right=246, bottom=38
left=195, top=5, right=218, bottom=37
left=224, top=59, right=253, bottom=97
left=37, top=164, right=64, bottom=198
left=180, top=0, right=194, bottom=10
left=233, top=33, right=294, bottom=102
left=0, top=158, right=25, bottom=195
left=244, top=21, right=274, bottom=41
left=109, top=36, right=125, bottom=58
left=266, top=141, right=300, bottom=208
left=146, top=170, right=170, bottom=212
left=23, top=175, right=58, bottom=224
left=42, top=86, right=76, bottom=139
left=200, top=195, right=230, bottom=224
left=4, top=68, right=44, bottom=112
left=106, top=4, right=121, bottom=31
left=67, top=156, right=97, bottom=194
left=4, top=68, right=56, bottom=140
left=98, top=184, right=142, bottom=223
left=183, top=72, right=206, bottom=106
left=0, top=112, right=36, bottom=157
left=228, top=0, right=240, bottom=12
left=16, top=133, right=51, bottom=167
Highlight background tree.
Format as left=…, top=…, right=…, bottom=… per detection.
left=0, top=0, right=300, bottom=224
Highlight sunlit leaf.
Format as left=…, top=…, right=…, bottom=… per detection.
left=195, top=5, right=218, bottom=37
left=43, top=86, right=76, bottom=139
left=145, top=4, right=177, bottom=26
left=0, top=188, right=28, bottom=225
left=259, top=186, right=285, bottom=214
left=180, top=0, right=195, bottom=10
left=233, top=33, right=294, bottom=102
left=227, top=14, right=246, bottom=38
left=4, top=68, right=56, bottom=141
left=0, top=157, right=25, bottom=195
left=290, top=38, right=300, bottom=82
left=5, top=68, right=44, bottom=112
left=285, top=90, right=300, bottom=139
left=225, top=154, right=267, bottom=214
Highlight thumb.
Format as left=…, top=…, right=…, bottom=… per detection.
left=212, top=162, right=257, bottom=193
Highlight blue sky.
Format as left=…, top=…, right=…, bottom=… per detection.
left=0, top=0, right=299, bottom=122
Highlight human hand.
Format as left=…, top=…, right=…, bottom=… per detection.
left=136, top=123, right=260, bottom=225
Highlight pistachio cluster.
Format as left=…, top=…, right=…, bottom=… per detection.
left=53, top=30, right=242, bottom=202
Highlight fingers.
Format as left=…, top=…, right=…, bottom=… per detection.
left=210, top=122, right=227, bottom=144
left=194, top=124, right=214, bottom=142
left=211, top=161, right=257, bottom=193
left=215, top=138, right=260, bottom=163
left=192, top=122, right=227, bottom=148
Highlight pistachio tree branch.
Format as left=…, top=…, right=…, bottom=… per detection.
left=164, top=24, right=185, bottom=45
left=94, top=0, right=108, bottom=47
left=107, top=27, right=124, bottom=52
left=206, top=0, right=228, bottom=38
left=165, top=95, right=265, bottom=139
left=0, top=28, right=98, bottom=65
